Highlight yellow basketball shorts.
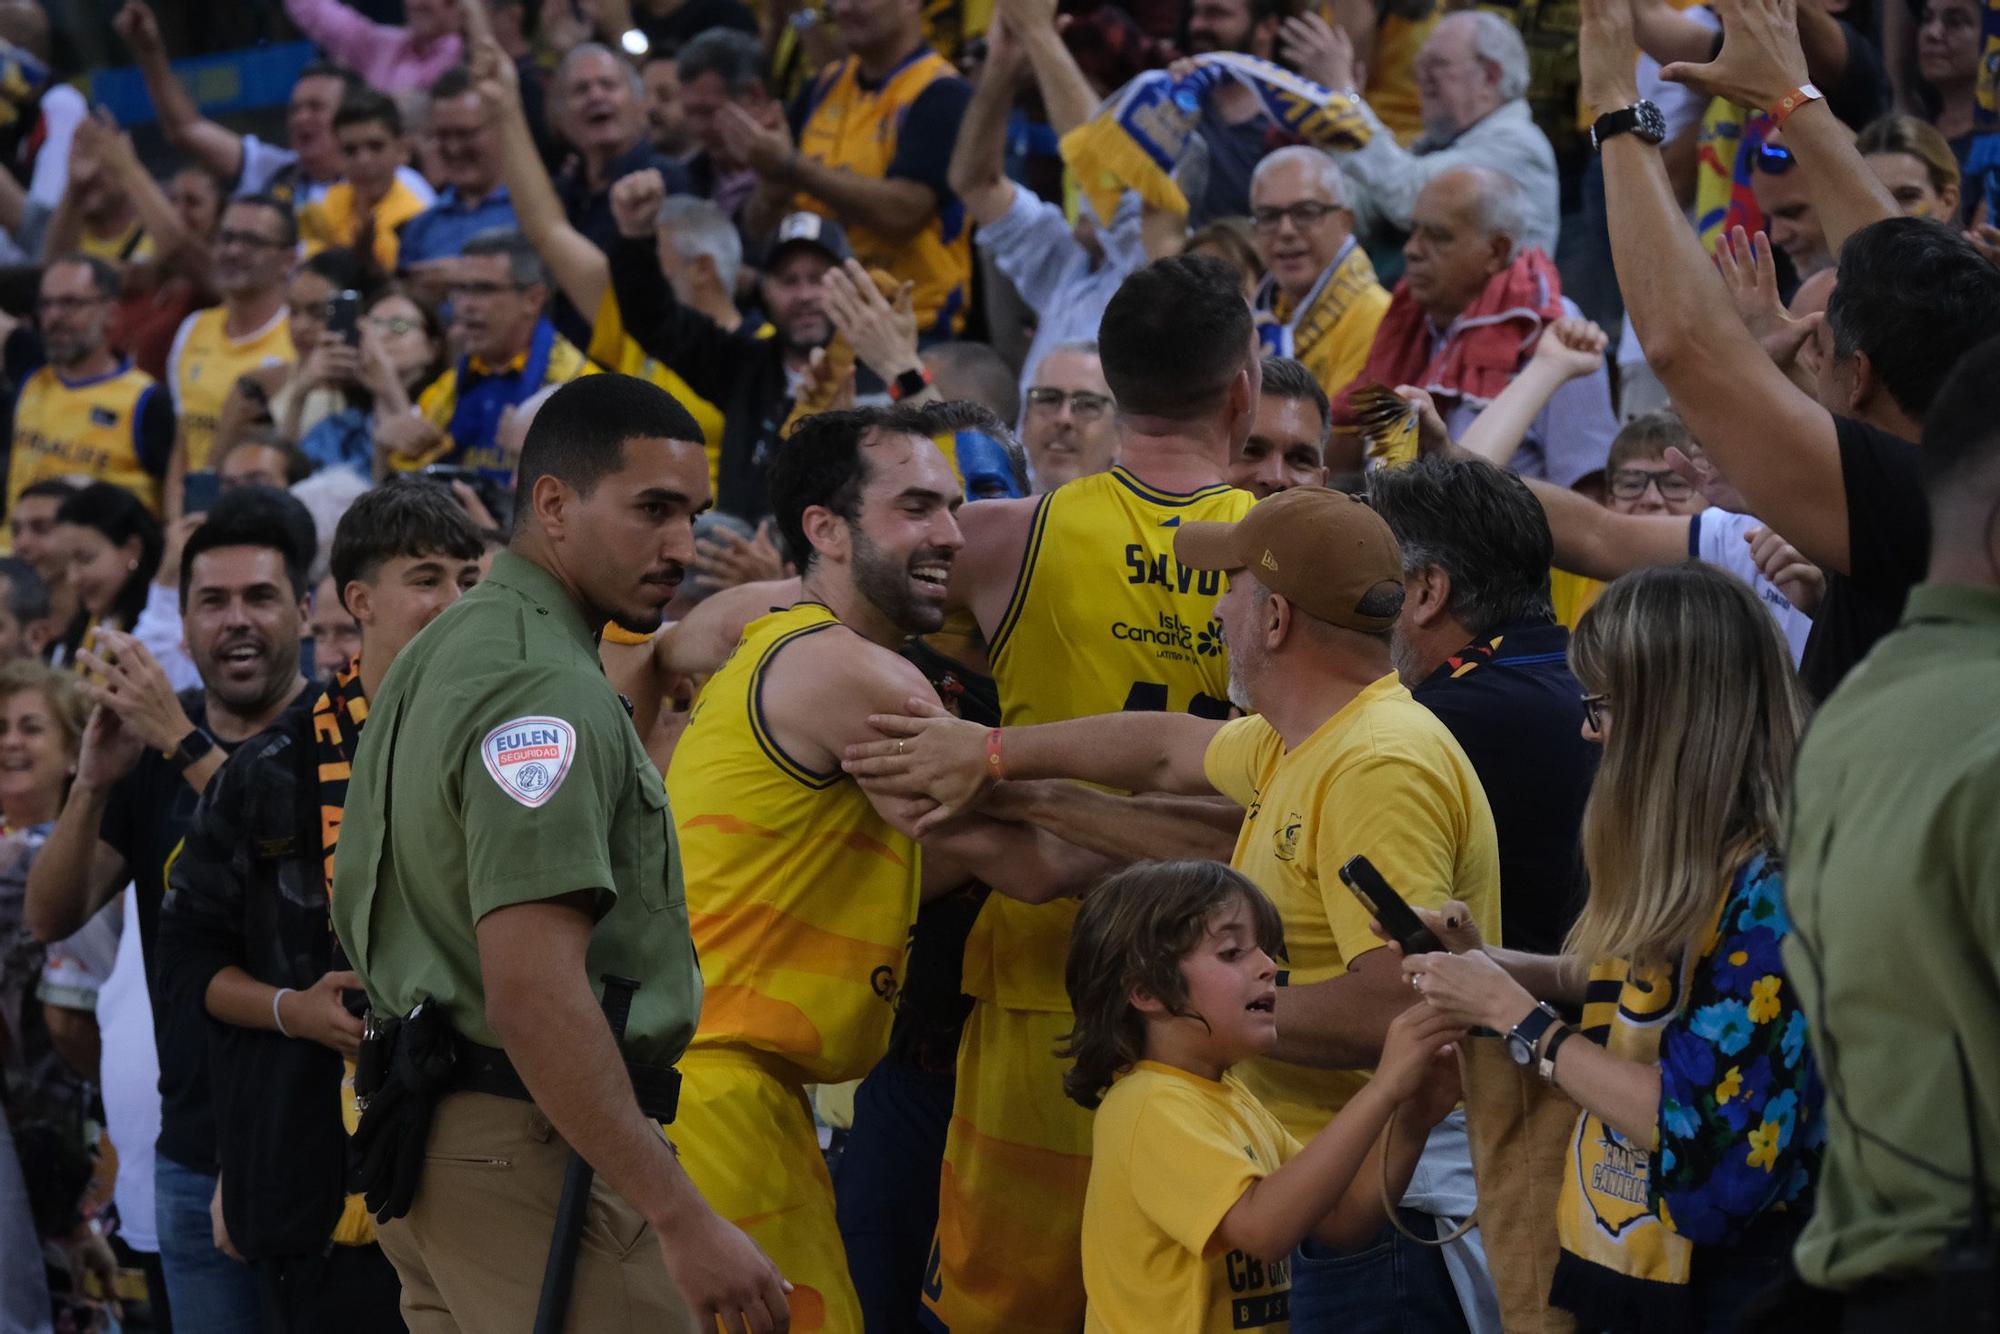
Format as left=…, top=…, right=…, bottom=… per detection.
left=664, top=1047, right=862, bottom=1334
left=921, top=1002, right=1093, bottom=1334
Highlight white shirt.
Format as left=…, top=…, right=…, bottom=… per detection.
left=1338, top=98, right=1561, bottom=257
left=975, top=186, right=1147, bottom=411
left=1690, top=508, right=1816, bottom=664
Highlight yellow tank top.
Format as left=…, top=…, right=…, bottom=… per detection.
left=795, top=50, right=971, bottom=338
left=975, top=468, right=1255, bottom=1011
left=666, top=603, right=922, bottom=1083
left=169, top=306, right=296, bottom=471
left=8, top=362, right=166, bottom=516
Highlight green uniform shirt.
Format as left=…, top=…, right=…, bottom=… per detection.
left=330, top=549, right=701, bottom=1066
left=1785, top=582, right=2000, bottom=1289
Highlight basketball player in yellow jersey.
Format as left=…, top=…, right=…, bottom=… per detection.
left=899, top=255, right=1260, bottom=1334
left=9, top=257, right=176, bottom=517
left=164, top=196, right=297, bottom=517
left=665, top=406, right=1109, bottom=1334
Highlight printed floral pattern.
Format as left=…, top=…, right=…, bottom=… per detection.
left=1652, top=853, right=1826, bottom=1247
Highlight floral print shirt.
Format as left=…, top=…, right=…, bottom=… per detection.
left=1652, top=852, right=1826, bottom=1246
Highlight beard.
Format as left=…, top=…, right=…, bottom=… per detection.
left=1225, top=631, right=1261, bottom=711
left=851, top=525, right=948, bottom=637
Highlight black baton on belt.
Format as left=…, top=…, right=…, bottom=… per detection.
left=533, top=974, right=640, bottom=1334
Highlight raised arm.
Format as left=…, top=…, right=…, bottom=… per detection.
left=113, top=2, right=246, bottom=184
left=1006, top=0, right=1100, bottom=136
left=1656, top=0, right=1896, bottom=253
left=283, top=0, right=402, bottom=75
left=945, top=14, right=1023, bottom=226
left=1588, top=0, right=1855, bottom=572
left=473, top=39, right=609, bottom=317
left=1454, top=318, right=1610, bottom=468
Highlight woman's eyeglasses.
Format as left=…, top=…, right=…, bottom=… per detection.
left=365, top=316, right=419, bottom=336
left=1581, top=693, right=1610, bottom=732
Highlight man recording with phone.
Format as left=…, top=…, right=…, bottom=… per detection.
left=845, top=485, right=1504, bottom=1329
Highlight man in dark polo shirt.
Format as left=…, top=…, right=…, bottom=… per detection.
left=1371, top=455, right=1596, bottom=953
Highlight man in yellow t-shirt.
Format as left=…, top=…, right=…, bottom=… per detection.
left=297, top=89, right=431, bottom=274
left=166, top=196, right=297, bottom=514
left=850, top=485, right=1502, bottom=1329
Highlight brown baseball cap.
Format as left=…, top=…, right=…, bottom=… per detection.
left=1174, top=487, right=1404, bottom=632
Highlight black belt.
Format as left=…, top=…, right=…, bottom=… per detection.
left=451, top=1038, right=683, bottom=1125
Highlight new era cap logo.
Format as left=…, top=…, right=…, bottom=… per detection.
left=1260, top=550, right=1279, bottom=570
left=482, top=716, right=577, bottom=808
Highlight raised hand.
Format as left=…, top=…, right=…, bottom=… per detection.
left=610, top=168, right=667, bottom=239
left=1278, top=13, right=1357, bottom=91
left=820, top=259, right=921, bottom=382
left=1530, top=316, right=1609, bottom=381
left=1658, top=0, right=1812, bottom=110
left=113, top=1, right=166, bottom=58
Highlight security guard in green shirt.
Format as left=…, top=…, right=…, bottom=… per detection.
left=331, top=374, right=794, bottom=1334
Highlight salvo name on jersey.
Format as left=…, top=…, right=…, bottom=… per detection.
left=1117, top=544, right=1227, bottom=664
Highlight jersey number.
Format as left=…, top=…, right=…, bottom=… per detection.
left=1122, top=681, right=1231, bottom=719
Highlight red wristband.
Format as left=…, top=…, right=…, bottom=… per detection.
left=1767, top=83, right=1824, bottom=128
left=984, top=728, right=1005, bottom=781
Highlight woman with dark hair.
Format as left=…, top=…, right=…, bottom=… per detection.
left=297, top=286, right=448, bottom=480
left=49, top=483, right=162, bottom=669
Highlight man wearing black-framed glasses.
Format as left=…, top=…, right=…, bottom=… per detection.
left=9, top=254, right=175, bottom=518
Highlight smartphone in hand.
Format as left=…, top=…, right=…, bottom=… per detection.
left=1338, top=854, right=1443, bottom=956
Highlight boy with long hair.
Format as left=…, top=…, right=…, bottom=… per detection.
left=1064, top=860, right=1464, bottom=1332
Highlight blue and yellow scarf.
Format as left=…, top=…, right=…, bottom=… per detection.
left=1061, top=52, right=1371, bottom=224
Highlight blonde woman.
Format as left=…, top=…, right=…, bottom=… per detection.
left=1401, top=563, right=1824, bottom=1333
left=1857, top=114, right=1963, bottom=220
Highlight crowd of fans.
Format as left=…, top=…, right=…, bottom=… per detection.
left=0, top=0, right=1992, bottom=1324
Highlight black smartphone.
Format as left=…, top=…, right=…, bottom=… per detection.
left=327, top=288, right=362, bottom=345
left=1338, top=854, right=1442, bottom=955
left=182, top=469, right=219, bottom=516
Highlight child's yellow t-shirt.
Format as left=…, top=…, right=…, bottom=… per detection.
left=1082, top=1061, right=1303, bottom=1333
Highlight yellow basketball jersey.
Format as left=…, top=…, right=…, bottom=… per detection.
left=168, top=306, right=295, bottom=471
left=8, top=362, right=167, bottom=516
left=974, top=468, right=1255, bottom=1011
left=666, top=603, right=923, bottom=1084
left=794, top=50, right=972, bottom=338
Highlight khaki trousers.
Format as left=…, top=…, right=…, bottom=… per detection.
left=376, top=1091, right=696, bottom=1334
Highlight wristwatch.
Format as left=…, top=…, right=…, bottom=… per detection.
left=1590, top=100, right=1668, bottom=152
left=888, top=366, right=933, bottom=402
left=1538, top=1022, right=1578, bottom=1085
left=1505, top=1002, right=1563, bottom=1066
left=164, top=728, right=216, bottom=773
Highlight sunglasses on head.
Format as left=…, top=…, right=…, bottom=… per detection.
left=1754, top=140, right=1796, bottom=175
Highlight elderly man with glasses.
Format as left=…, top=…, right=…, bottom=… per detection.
left=1017, top=341, right=1118, bottom=492
left=1248, top=146, right=1390, bottom=410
